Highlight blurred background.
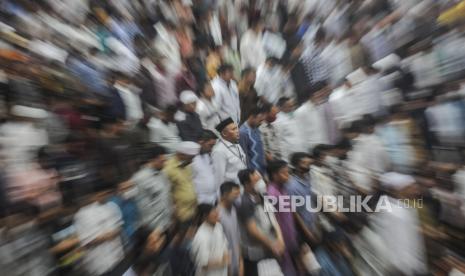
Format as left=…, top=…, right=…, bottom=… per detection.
left=1, top=0, right=465, bottom=275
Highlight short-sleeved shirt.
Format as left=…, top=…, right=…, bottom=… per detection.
left=237, top=193, right=277, bottom=260
left=191, top=222, right=229, bottom=276
left=74, top=202, right=125, bottom=275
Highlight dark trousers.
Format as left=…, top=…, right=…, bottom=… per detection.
left=243, top=258, right=259, bottom=276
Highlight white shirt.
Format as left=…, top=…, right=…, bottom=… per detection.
left=370, top=198, right=427, bottom=275
left=274, top=112, right=304, bottom=161
left=347, top=133, right=391, bottom=192
left=191, top=222, right=229, bottom=276
left=114, top=83, right=143, bottom=122
left=240, top=29, right=266, bottom=69
left=254, top=64, right=291, bottom=104
left=192, top=153, right=218, bottom=204
left=148, top=117, right=182, bottom=154
left=294, top=101, right=329, bottom=152
left=212, top=77, right=241, bottom=124
left=212, top=139, right=247, bottom=185
left=153, top=23, right=181, bottom=74
left=196, top=98, right=221, bottom=130
left=0, top=121, right=48, bottom=170
left=74, top=202, right=124, bottom=275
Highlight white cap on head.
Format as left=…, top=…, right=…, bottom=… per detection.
left=11, top=105, right=48, bottom=119
left=179, top=90, right=198, bottom=104
left=372, top=54, right=401, bottom=72
left=177, top=141, right=200, bottom=156
left=380, top=172, right=415, bottom=191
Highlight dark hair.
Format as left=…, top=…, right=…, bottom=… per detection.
left=196, top=203, right=217, bottom=226
left=312, top=144, right=332, bottom=159
left=335, top=138, right=352, bottom=151
left=241, top=67, right=255, bottom=78
left=290, top=152, right=311, bottom=168
left=360, top=114, right=376, bottom=132
left=220, top=181, right=240, bottom=196
left=277, top=97, right=291, bottom=108
left=266, top=56, right=280, bottom=65
left=217, top=64, right=234, bottom=75
left=238, top=169, right=256, bottom=186
left=146, top=144, right=167, bottom=160
left=199, top=129, right=218, bottom=141
left=266, top=160, right=288, bottom=181
left=248, top=103, right=271, bottom=118
left=164, top=105, right=178, bottom=115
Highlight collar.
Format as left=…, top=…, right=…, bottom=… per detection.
left=220, top=138, right=236, bottom=147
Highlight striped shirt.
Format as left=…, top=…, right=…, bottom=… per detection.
left=239, top=122, right=266, bottom=175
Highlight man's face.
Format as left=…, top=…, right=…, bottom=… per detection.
left=200, top=138, right=217, bottom=154
left=298, top=157, right=312, bottom=174
left=222, top=70, right=233, bottom=82
left=281, top=100, right=295, bottom=113
left=250, top=171, right=262, bottom=186
left=275, top=166, right=290, bottom=183
left=225, top=188, right=241, bottom=204
left=184, top=102, right=197, bottom=113
left=267, top=106, right=279, bottom=122
left=251, top=113, right=266, bottom=127
left=246, top=71, right=256, bottom=84
left=178, top=153, right=195, bottom=166
left=222, top=123, right=239, bottom=143
left=206, top=207, right=220, bottom=224
left=151, top=154, right=166, bottom=170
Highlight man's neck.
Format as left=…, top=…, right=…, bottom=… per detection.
left=220, top=200, right=233, bottom=210
left=246, top=120, right=256, bottom=129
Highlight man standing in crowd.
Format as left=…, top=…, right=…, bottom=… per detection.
left=239, top=68, right=260, bottom=124
left=196, top=82, right=221, bottom=130
left=219, top=181, right=243, bottom=276
left=255, top=57, right=292, bottom=104
left=212, top=64, right=241, bottom=124
left=192, top=129, right=218, bottom=204
left=274, top=97, right=303, bottom=161
left=212, top=118, right=247, bottom=185
left=259, top=104, right=283, bottom=161
left=164, top=141, right=200, bottom=225
left=266, top=160, right=299, bottom=275
left=287, top=152, right=320, bottom=245
left=240, top=18, right=266, bottom=69
left=148, top=105, right=182, bottom=154
left=237, top=169, right=285, bottom=276
left=239, top=105, right=269, bottom=175
left=131, top=145, right=173, bottom=232
left=176, top=90, right=203, bottom=142
left=74, top=190, right=124, bottom=276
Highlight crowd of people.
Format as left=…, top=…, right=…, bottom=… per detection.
left=1, top=0, right=465, bottom=275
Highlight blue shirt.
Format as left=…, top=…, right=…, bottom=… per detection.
left=110, top=196, right=139, bottom=242
left=239, top=122, right=266, bottom=175
left=287, top=174, right=316, bottom=230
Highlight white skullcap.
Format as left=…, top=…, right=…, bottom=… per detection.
left=372, top=54, right=401, bottom=72
left=179, top=90, right=198, bottom=104
left=177, top=141, right=200, bottom=155
left=380, top=172, right=415, bottom=191
left=11, top=105, right=48, bottom=119
left=346, top=68, right=367, bottom=85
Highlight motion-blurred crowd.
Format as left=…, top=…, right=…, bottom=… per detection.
left=1, top=0, right=465, bottom=275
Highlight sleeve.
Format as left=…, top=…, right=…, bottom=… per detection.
left=239, top=130, right=250, bottom=168
left=74, top=211, right=97, bottom=245
left=237, top=198, right=255, bottom=224
left=254, top=72, right=265, bottom=97
left=191, top=231, right=210, bottom=268
left=212, top=148, right=227, bottom=186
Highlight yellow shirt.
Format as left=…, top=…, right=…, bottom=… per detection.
left=438, top=0, right=465, bottom=25
left=163, top=156, right=198, bottom=222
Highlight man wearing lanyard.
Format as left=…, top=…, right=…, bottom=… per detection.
left=212, top=118, right=248, bottom=185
